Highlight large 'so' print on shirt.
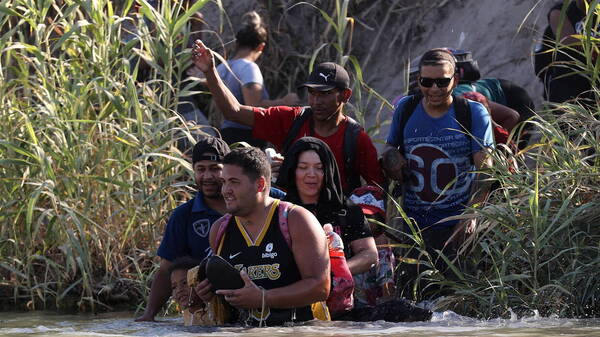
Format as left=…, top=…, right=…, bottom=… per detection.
left=407, top=144, right=457, bottom=203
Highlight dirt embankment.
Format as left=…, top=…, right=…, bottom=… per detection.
left=200, top=0, right=554, bottom=144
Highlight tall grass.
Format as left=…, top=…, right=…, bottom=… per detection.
left=0, top=0, right=209, bottom=311
left=393, top=1, right=600, bottom=318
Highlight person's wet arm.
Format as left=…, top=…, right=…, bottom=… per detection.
left=265, top=207, right=330, bottom=307
left=347, top=237, right=378, bottom=274
left=135, top=259, right=173, bottom=321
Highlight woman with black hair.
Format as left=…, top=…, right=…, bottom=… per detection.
left=275, top=137, right=377, bottom=317
left=276, top=137, right=378, bottom=275
left=277, top=137, right=433, bottom=322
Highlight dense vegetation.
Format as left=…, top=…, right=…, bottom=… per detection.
left=0, top=0, right=598, bottom=319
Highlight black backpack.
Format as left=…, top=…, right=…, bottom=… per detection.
left=452, top=50, right=481, bottom=82
left=396, top=94, right=472, bottom=163
left=280, top=107, right=363, bottom=193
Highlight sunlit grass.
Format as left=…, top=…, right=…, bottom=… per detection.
left=0, top=0, right=210, bottom=311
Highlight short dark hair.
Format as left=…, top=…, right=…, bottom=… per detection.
left=223, top=147, right=271, bottom=182
left=418, top=48, right=457, bottom=73
left=169, top=256, right=202, bottom=274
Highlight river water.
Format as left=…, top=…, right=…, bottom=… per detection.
left=1, top=311, right=600, bottom=336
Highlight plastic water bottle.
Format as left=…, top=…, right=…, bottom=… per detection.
left=323, top=223, right=344, bottom=256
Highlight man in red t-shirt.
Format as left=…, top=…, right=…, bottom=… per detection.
left=191, top=40, right=384, bottom=193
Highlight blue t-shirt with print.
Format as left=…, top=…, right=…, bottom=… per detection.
left=386, top=96, right=494, bottom=228
left=157, top=192, right=222, bottom=261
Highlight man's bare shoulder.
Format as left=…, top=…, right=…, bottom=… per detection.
left=285, top=204, right=323, bottom=237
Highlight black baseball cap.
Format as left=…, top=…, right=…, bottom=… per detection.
left=299, top=62, right=350, bottom=91
left=192, top=136, right=230, bottom=164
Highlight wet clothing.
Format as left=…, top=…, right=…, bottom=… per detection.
left=335, top=298, right=432, bottom=322
left=541, top=2, right=592, bottom=103
left=157, top=192, right=221, bottom=261
left=353, top=247, right=395, bottom=308
left=253, top=106, right=384, bottom=191
left=216, top=200, right=313, bottom=326
left=387, top=96, right=494, bottom=229
left=278, top=137, right=373, bottom=256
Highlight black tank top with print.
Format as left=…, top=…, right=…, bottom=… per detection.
left=217, top=200, right=313, bottom=326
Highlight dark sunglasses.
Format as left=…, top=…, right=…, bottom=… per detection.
left=419, top=77, right=453, bottom=88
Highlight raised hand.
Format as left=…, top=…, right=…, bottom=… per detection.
left=191, top=39, right=214, bottom=73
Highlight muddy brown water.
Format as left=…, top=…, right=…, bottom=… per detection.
left=1, top=311, right=600, bottom=336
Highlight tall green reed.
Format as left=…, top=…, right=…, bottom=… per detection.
left=0, top=0, right=209, bottom=311
left=282, top=0, right=393, bottom=139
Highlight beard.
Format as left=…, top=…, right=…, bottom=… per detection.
left=196, top=178, right=223, bottom=199
left=203, top=189, right=222, bottom=199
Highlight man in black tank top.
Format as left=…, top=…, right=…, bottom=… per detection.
left=193, top=147, right=330, bottom=326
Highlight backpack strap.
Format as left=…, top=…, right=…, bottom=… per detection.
left=398, top=94, right=422, bottom=155
left=277, top=200, right=296, bottom=247
left=453, top=95, right=472, bottom=135
left=214, top=214, right=233, bottom=256
left=452, top=95, right=474, bottom=164
left=342, top=116, right=363, bottom=193
left=281, top=107, right=312, bottom=155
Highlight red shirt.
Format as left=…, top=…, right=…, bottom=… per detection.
left=252, top=106, right=384, bottom=190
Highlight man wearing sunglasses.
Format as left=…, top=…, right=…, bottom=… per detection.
left=382, top=48, right=494, bottom=292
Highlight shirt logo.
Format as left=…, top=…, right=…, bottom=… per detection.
left=192, top=219, right=210, bottom=238
left=229, top=252, right=242, bottom=259
left=407, top=144, right=469, bottom=203
left=262, top=242, right=277, bottom=259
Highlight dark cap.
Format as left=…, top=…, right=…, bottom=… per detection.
left=192, top=136, right=230, bottom=164
left=299, top=62, right=350, bottom=91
